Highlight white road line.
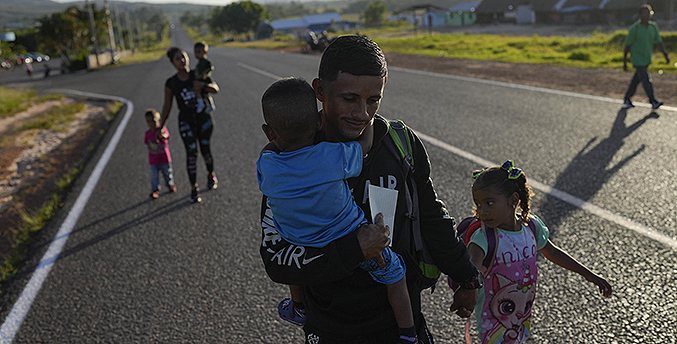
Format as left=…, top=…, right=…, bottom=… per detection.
left=389, top=66, right=677, bottom=112
left=417, top=133, right=677, bottom=249
left=0, top=90, right=134, bottom=344
left=238, top=61, right=677, bottom=249
left=237, top=62, right=282, bottom=80
left=241, top=54, right=676, bottom=112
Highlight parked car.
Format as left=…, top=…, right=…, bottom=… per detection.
left=0, top=58, right=12, bottom=69
left=25, top=52, right=49, bottom=63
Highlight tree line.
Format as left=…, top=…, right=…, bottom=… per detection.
left=179, top=0, right=391, bottom=39
left=1, top=4, right=169, bottom=70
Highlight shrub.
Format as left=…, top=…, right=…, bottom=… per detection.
left=568, top=50, right=592, bottom=61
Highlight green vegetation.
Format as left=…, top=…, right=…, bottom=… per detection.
left=20, top=102, right=86, bottom=132
left=0, top=87, right=36, bottom=118
left=0, top=87, right=65, bottom=119
left=117, top=24, right=172, bottom=66
left=209, top=1, right=270, bottom=35
left=212, top=28, right=676, bottom=73
left=0, top=169, right=77, bottom=284
left=373, top=31, right=676, bottom=72
left=363, top=1, right=387, bottom=28
left=0, top=99, right=124, bottom=287
left=1, top=194, right=62, bottom=282
left=107, top=101, right=124, bottom=119
left=118, top=35, right=171, bottom=65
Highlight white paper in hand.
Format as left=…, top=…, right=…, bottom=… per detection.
left=368, top=184, right=398, bottom=246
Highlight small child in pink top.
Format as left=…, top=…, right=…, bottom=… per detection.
left=144, top=108, right=177, bottom=199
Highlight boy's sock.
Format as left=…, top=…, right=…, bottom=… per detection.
left=398, top=326, right=418, bottom=344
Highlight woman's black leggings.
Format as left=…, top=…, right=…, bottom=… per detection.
left=178, top=111, right=214, bottom=186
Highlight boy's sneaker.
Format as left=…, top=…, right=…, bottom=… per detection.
left=622, top=99, right=635, bottom=109
left=397, top=336, right=420, bottom=344
left=207, top=173, right=218, bottom=190
left=651, top=101, right=663, bottom=110
left=190, top=188, right=202, bottom=203
left=169, top=185, right=178, bottom=193
left=150, top=190, right=160, bottom=199
left=196, top=98, right=205, bottom=113
left=277, top=298, right=306, bottom=326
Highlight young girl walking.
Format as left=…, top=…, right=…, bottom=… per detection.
left=462, top=160, right=612, bottom=344
left=145, top=108, right=177, bottom=199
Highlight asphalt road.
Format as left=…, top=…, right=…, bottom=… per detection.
left=0, top=24, right=676, bottom=343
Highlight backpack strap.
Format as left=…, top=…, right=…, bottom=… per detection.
left=526, top=215, right=538, bottom=240
left=481, top=222, right=497, bottom=276
left=388, top=120, right=414, bottom=167
left=382, top=120, right=441, bottom=287
left=383, top=120, right=420, bottom=251
left=461, top=219, right=496, bottom=276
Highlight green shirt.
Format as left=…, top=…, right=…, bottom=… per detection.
left=625, top=20, right=662, bottom=67
left=195, top=57, right=213, bottom=79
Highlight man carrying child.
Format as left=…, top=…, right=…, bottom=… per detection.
left=259, top=35, right=482, bottom=343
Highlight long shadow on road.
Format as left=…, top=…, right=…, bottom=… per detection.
left=536, top=108, right=658, bottom=237
left=13, top=196, right=192, bottom=281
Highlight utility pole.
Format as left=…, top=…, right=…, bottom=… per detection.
left=113, top=3, right=125, bottom=51
left=103, top=0, right=116, bottom=62
left=85, top=0, right=100, bottom=67
left=134, top=15, right=143, bottom=48
left=124, top=11, right=135, bottom=52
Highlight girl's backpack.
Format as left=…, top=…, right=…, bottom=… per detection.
left=447, top=216, right=538, bottom=291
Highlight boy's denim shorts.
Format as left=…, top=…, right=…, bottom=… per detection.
left=358, top=247, right=406, bottom=285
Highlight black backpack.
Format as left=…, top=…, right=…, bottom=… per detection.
left=381, top=119, right=441, bottom=292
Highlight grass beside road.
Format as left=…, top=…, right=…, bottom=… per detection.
left=375, top=31, right=677, bottom=72
left=0, top=99, right=123, bottom=288
left=0, top=86, right=65, bottom=119
left=203, top=26, right=676, bottom=73
left=118, top=31, right=172, bottom=66
left=19, top=102, right=86, bottom=132
left=0, top=88, right=36, bottom=119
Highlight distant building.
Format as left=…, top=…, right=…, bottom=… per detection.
left=269, top=13, right=357, bottom=38
left=474, top=0, right=668, bottom=24
left=447, top=2, right=480, bottom=26
left=475, top=0, right=562, bottom=23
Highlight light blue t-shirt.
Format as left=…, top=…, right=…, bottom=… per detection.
left=256, top=141, right=366, bottom=247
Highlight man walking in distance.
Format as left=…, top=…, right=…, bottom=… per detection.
left=623, top=4, right=670, bottom=110
left=259, top=35, right=482, bottom=343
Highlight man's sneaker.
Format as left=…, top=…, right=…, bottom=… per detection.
left=652, top=101, right=663, bottom=110
left=196, top=98, right=205, bottom=113
left=277, top=298, right=306, bottom=326
left=622, top=100, right=635, bottom=109
left=150, top=190, right=160, bottom=199
left=190, top=188, right=202, bottom=203
left=207, top=173, right=218, bottom=190
left=169, top=185, right=177, bottom=193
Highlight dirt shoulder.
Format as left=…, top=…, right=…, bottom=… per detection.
left=0, top=98, right=120, bottom=280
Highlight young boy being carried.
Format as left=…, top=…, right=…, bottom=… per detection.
left=193, top=41, right=216, bottom=113
left=256, top=77, right=419, bottom=344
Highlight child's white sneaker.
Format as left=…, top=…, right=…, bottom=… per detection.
left=196, top=98, right=205, bottom=113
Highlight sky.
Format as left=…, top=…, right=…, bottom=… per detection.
left=52, top=0, right=236, bottom=5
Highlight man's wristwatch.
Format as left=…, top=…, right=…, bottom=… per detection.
left=458, top=270, right=484, bottom=290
